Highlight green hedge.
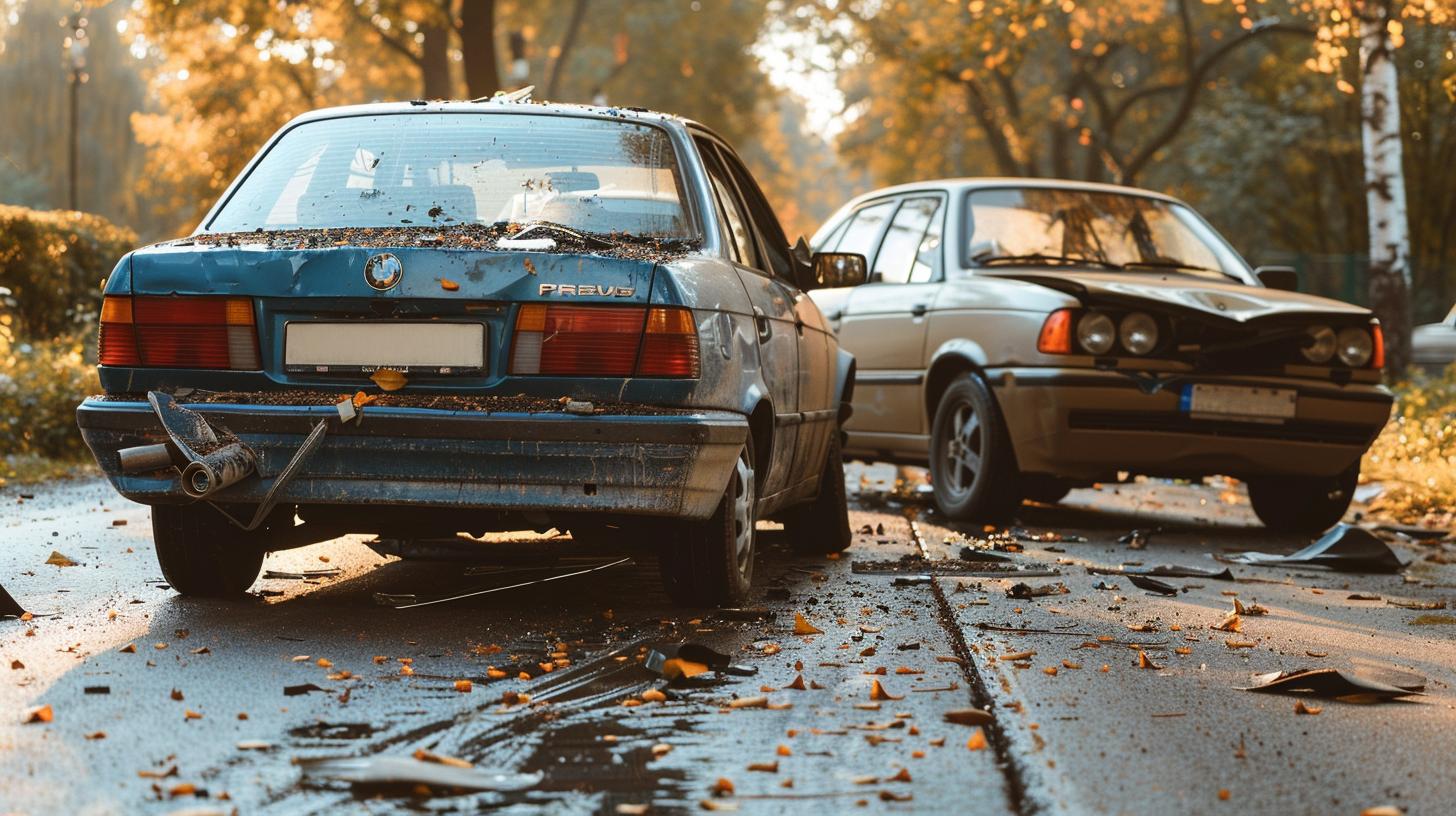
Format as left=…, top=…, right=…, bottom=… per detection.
left=0, top=334, right=100, bottom=462
left=0, top=204, right=136, bottom=343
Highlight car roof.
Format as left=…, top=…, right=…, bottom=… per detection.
left=840, top=177, right=1186, bottom=209
left=282, top=98, right=697, bottom=130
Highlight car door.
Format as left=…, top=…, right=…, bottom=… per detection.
left=695, top=138, right=800, bottom=501
left=835, top=194, right=947, bottom=437
left=715, top=143, right=836, bottom=495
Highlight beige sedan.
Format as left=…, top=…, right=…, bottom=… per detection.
left=810, top=179, right=1393, bottom=533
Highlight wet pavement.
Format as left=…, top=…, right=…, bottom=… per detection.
left=2, top=470, right=1454, bottom=814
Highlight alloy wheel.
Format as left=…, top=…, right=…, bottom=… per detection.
left=943, top=401, right=983, bottom=497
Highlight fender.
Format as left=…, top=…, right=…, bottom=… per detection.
left=834, top=348, right=856, bottom=425
left=927, top=337, right=990, bottom=371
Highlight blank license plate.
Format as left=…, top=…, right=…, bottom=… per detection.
left=285, top=322, right=486, bottom=373
left=1181, top=384, right=1296, bottom=422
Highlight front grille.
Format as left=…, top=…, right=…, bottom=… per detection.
left=1068, top=410, right=1378, bottom=446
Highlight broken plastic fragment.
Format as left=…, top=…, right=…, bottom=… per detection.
left=1242, top=666, right=1424, bottom=702
left=1225, top=525, right=1405, bottom=574
left=1128, top=575, right=1179, bottom=596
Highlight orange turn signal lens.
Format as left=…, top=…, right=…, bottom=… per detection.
left=1037, top=309, right=1074, bottom=355
left=1370, top=321, right=1385, bottom=370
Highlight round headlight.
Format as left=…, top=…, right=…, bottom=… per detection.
left=1336, top=327, right=1373, bottom=367
left=1119, top=312, right=1159, bottom=356
left=1076, top=312, right=1116, bottom=355
left=1301, top=325, right=1336, bottom=363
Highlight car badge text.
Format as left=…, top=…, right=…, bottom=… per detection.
left=364, top=253, right=403, bottom=291
left=538, top=284, right=636, bottom=297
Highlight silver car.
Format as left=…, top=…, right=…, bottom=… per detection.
left=810, top=179, right=1394, bottom=533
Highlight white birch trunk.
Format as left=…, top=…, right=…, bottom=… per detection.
left=1359, top=2, right=1412, bottom=372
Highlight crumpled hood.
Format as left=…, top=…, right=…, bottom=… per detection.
left=986, top=269, right=1370, bottom=323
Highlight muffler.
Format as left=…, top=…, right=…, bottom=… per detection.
left=140, top=392, right=258, bottom=499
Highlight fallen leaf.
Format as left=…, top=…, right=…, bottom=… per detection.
left=651, top=743, right=672, bottom=758
left=168, top=783, right=197, bottom=798
left=184, top=709, right=202, bottom=720
left=501, top=691, right=530, bottom=706
left=869, top=680, right=902, bottom=701
left=1213, top=612, right=1242, bottom=633
left=785, top=674, right=807, bottom=690
left=776, top=744, right=792, bottom=756
left=190, top=646, right=210, bottom=655
left=170, top=689, right=184, bottom=701
left=966, top=728, right=988, bottom=750
left=1409, top=614, right=1456, bottom=626
left=1001, top=650, right=1035, bottom=661
left=1294, top=700, right=1323, bottom=715
left=616, top=805, right=650, bottom=816
left=45, top=551, right=78, bottom=567
left=486, top=667, right=508, bottom=679
left=413, top=748, right=473, bottom=768
left=370, top=368, right=408, bottom=391
left=22, top=704, right=52, bottom=724
left=642, top=689, right=667, bottom=703
left=454, top=680, right=473, bottom=693
left=880, top=790, right=914, bottom=802
left=661, top=658, right=710, bottom=680
left=1137, top=651, right=1161, bottom=670
left=137, top=765, right=178, bottom=779
left=747, top=761, right=778, bottom=772
left=700, top=800, right=738, bottom=812
left=85, top=731, right=106, bottom=740
left=793, top=612, right=823, bottom=635
left=439, top=277, right=460, bottom=291
left=9, top=660, right=23, bottom=670
left=888, top=767, right=912, bottom=782
left=710, top=777, right=735, bottom=796
left=316, top=658, right=333, bottom=668
left=1225, top=640, right=1258, bottom=649
left=119, top=643, right=136, bottom=654
left=729, top=696, right=768, bottom=709
left=894, top=666, right=923, bottom=675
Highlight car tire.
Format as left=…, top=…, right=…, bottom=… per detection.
left=151, top=504, right=267, bottom=597
left=929, top=373, right=1020, bottom=522
left=658, top=444, right=756, bottom=607
left=1246, top=464, right=1359, bottom=534
left=783, top=428, right=851, bottom=555
left=1020, top=476, right=1072, bottom=505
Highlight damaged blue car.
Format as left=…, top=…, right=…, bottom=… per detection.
left=76, top=100, right=867, bottom=605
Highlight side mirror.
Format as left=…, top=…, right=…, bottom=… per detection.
left=1254, top=265, right=1299, bottom=292
left=810, top=252, right=868, bottom=290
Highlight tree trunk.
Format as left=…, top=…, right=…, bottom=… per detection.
left=1359, top=2, right=1412, bottom=375
left=459, top=0, right=500, bottom=99
left=420, top=24, right=452, bottom=99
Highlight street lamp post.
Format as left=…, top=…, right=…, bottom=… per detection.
left=62, top=7, right=89, bottom=212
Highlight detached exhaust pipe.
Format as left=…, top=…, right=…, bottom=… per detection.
left=139, top=392, right=258, bottom=499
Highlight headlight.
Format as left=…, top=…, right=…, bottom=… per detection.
left=1119, top=312, right=1159, bottom=355
left=1301, top=325, right=1336, bottom=363
left=1336, top=327, right=1373, bottom=367
left=1076, top=312, right=1116, bottom=355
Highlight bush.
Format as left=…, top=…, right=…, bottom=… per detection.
left=0, top=204, right=137, bottom=343
left=1362, top=367, right=1456, bottom=527
left=0, top=334, right=100, bottom=463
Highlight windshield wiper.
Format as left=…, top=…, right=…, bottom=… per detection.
left=509, top=221, right=618, bottom=250
left=972, top=252, right=1122, bottom=270
left=1119, top=259, right=1228, bottom=276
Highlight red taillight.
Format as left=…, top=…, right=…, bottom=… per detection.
left=98, top=295, right=259, bottom=370
left=1370, top=321, right=1385, bottom=370
left=1037, top=309, right=1074, bottom=354
left=510, top=304, right=699, bottom=378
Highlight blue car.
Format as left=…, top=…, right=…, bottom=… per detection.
left=76, top=100, right=867, bottom=605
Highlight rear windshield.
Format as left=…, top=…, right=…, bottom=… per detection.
left=207, top=112, right=692, bottom=239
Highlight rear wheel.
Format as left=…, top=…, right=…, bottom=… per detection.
left=929, top=373, right=1020, bottom=521
left=1246, top=464, right=1358, bottom=534
left=658, top=444, right=756, bottom=607
left=1020, top=476, right=1072, bottom=505
left=151, top=504, right=267, bottom=597
left=783, top=428, right=851, bottom=555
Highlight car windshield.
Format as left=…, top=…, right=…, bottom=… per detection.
left=965, top=188, right=1251, bottom=282
left=207, top=112, right=692, bottom=239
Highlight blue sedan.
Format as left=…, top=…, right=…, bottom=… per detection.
left=76, top=100, right=866, bottom=605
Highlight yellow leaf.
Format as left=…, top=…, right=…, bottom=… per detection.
left=45, top=551, right=78, bottom=567
left=439, top=278, right=460, bottom=291
left=662, top=658, right=710, bottom=680
left=793, top=612, right=823, bottom=635
left=966, top=728, right=987, bottom=750
left=869, top=679, right=902, bottom=701
left=370, top=368, right=408, bottom=391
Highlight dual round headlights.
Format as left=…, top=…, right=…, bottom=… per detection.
left=1302, top=325, right=1373, bottom=367
left=1075, top=311, right=1159, bottom=356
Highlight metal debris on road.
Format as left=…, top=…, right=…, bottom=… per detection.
left=297, top=755, right=543, bottom=793
left=1242, top=666, right=1426, bottom=702
left=262, top=569, right=343, bottom=580
left=1006, top=582, right=1069, bottom=599
left=644, top=643, right=757, bottom=679
left=1127, top=575, right=1180, bottom=596
left=1087, top=564, right=1234, bottom=579
left=373, top=556, right=633, bottom=609
left=1119, top=528, right=1160, bottom=549
left=0, top=582, right=27, bottom=618
left=1225, top=525, right=1406, bottom=574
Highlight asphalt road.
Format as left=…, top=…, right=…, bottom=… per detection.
left=2, top=469, right=1453, bottom=815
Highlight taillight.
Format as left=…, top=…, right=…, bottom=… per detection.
left=1036, top=309, right=1073, bottom=354
left=1370, top=321, right=1385, bottom=370
left=98, top=295, right=260, bottom=370
left=510, top=304, right=699, bottom=378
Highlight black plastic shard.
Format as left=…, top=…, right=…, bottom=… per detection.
left=1225, top=524, right=1406, bottom=573
left=297, top=756, right=542, bottom=792
left=0, top=582, right=26, bottom=619
left=1128, top=575, right=1179, bottom=596
left=1087, top=564, right=1234, bottom=579
left=1242, top=666, right=1426, bottom=702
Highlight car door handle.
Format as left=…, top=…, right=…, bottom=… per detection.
left=910, top=304, right=929, bottom=317
left=753, top=306, right=772, bottom=342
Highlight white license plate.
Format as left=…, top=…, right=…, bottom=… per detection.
left=285, top=322, right=486, bottom=373
left=1181, top=384, right=1296, bottom=422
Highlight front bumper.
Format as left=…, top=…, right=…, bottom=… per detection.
left=988, top=368, right=1393, bottom=480
left=76, top=398, right=747, bottom=520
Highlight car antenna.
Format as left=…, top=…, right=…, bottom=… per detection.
left=474, top=85, right=534, bottom=104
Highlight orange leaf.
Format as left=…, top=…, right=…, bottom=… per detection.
left=661, top=658, right=710, bottom=680
left=747, top=761, right=779, bottom=772
left=793, top=612, right=823, bottom=635
left=22, top=704, right=52, bottom=724
left=869, top=679, right=902, bottom=701
left=785, top=674, right=807, bottom=690
left=966, top=727, right=988, bottom=751
left=1294, top=700, right=1323, bottom=715
left=353, top=391, right=378, bottom=409
left=642, top=689, right=667, bottom=703
left=454, top=680, right=473, bottom=693
left=439, top=278, right=460, bottom=291
left=888, top=767, right=912, bottom=783
left=370, top=368, right=408, bottom=392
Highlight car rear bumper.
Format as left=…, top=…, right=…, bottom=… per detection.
left=76, top=397, right=747, bottom=520
left=987, top=368, right=1393, bottom=480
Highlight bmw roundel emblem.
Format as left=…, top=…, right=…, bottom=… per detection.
left=364, top=253, right=403, bottom=291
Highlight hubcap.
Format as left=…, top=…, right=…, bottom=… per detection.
left=731, top=451, right=756, bottom=579
left=943, top=401, right=982, bottom=497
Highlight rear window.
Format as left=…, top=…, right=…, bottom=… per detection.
left=208, top=112, right=692, bottom=239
